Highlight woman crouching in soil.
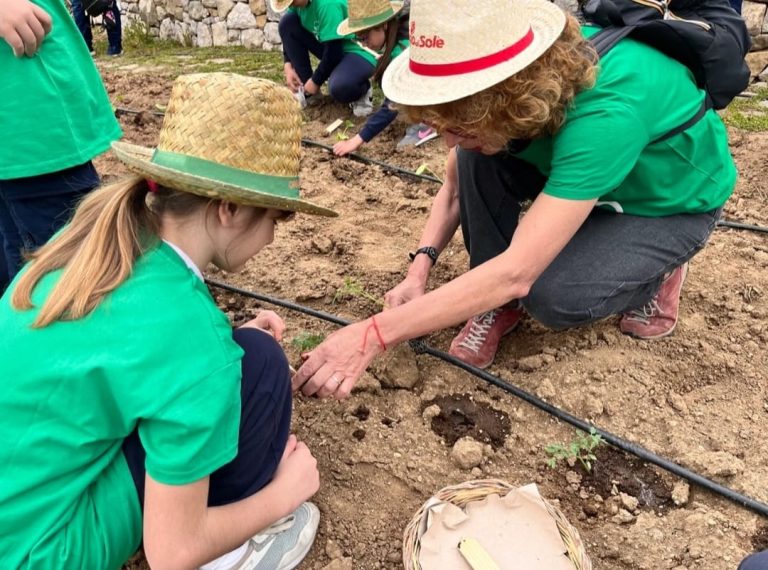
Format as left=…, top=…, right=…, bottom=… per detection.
left=293, top=0, right=735, bottom=395
left=0, top=74, right=336, bottom=570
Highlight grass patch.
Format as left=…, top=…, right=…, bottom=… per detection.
left=723, top=86, right=768, bottom=132
left=94, top=25, right=284, bottom=81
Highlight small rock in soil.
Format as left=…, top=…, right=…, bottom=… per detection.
left=518, top=354, right=546, bottom=372
left=672, top=481, right=691, bottom=506
left=422, top=404, right=441, bottom=423
left=374, top=345, right=420, bottom=389
left=667, top=392, right=689, bottom=414
left=321, top=558, right=353, bottom=570
left=683, top=450, right=745, bottom=478
left=536, top=378, right=557, bottom=399
left=451, top=437, right=484, bottom=470
left=613, top=508, right=636, bottom=524
left=311, top=236, right=334, bottom=254
left=620, top=492, right=640, bottom=512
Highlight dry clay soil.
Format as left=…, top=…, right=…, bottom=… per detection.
left=102, top=67, right=768, bottom=570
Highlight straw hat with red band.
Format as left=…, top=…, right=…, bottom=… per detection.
left=337, top=0, right=404, bottom=36
left=381, top=0, right=566, bottom=106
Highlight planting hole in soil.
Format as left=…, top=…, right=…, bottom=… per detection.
left=580, top=446, right=675, bottom=512
left=751, top=522, right=768, bottom=551
left=423, top=393, right=511, bottom=450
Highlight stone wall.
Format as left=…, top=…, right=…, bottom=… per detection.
left=120, top=0, right=768, bottom=79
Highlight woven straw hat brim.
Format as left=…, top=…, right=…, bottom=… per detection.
left=112, top=141, right=337, bottom=218
left=270, top=0, right=292, bottom=13
left=337, top=1, right=404, bottom=35
left=382, top=0, right=565, bottom=106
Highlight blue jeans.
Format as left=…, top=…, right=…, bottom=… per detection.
left=278, top=11, right=373, bottom=103
left=0, top=161, right=99, bottom=293
left=71, top=0, right=122, bottom=54
left=456, top=148, right=721, bottom=329
left=122, top=328, right=293, bottom=507
left=728, top=0, right=742, bottom=13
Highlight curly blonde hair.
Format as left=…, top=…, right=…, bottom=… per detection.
left=401, top=15, right=598, bottom=147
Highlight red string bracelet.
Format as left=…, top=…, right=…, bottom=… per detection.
left=360, top=315, right=388, bottom=352
left=371, top=314, right=387, bottom=351
left=146, top=179, right=159, bottom=193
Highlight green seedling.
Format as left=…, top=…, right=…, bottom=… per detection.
left=334, top=120, right=356, bottom=141
left=545, top=427, right=605, bottom=473
left=415, top=162, right=443, bottom=183
left=333, top=277, right=384, bottom=308
left=291, top=332, right=325, bottom=352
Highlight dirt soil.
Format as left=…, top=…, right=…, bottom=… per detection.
left=103, top=66, right=768, bottom=570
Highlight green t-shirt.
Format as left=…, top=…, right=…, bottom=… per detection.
left=0, top=0, right=122, bottom=179
left=0, top=243, right=242, bottom=569
left=289, top=0, right=370, bottom=62
left=515, top=26, right=736, bottom=217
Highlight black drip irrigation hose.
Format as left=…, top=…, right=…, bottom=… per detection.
left=111, top=107, right=768, bottom=236
left=207, top=278, right=768, bottom=519
left=300, top=138, right=443, bottom=184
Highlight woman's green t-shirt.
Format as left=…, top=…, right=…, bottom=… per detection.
left=0, top=243, right=242, bottom=569
left=515, top=26, right=736, bottom=217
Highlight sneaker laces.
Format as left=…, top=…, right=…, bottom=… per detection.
left=625, top=298, right=661, bottom=325
left=457, top=309, right=502, bottom=353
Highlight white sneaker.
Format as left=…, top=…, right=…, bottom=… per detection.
left=350, top=86, right=373, bottom=117
left=228, top=502, right=320, bottom=570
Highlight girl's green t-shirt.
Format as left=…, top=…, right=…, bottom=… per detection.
left=515, top=26, right=736, bottom=217
left=0, top=243, right=243, bottom=569
left=0, top=0, right=121, bottom=179
left=289, top=0, right=373, bottom=64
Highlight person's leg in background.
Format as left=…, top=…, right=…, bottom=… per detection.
left=278, top=11, right=324, bottom=84
left=327, top=53, right=374, bottom=103
left=104, top=0, right=122, bottom=55
left=0, top=161, right=100, bottom=284
left=728, top=0, right=743, bottom=13
left=70, top=0, right=94, bottom=52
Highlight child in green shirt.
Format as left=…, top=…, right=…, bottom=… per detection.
left=272, top=0, right=377, bottom=116
left=0, top=73, right=336, bottom=570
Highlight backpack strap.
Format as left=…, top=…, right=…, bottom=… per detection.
left=588, top=27, right=712, bottom=144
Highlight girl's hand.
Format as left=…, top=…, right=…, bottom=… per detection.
left=0, top=0, right=52, bottom=57
left=283, top=63, right=302, bottom=92
left=240, top=310, right=286, bottom=341
left=333, top=134, right=364, bottom=156
left=271, top=435, right=320, bottom=512
left=384, top=274, right=427, bottom=309
left=293, top=319, right=385, bottom=399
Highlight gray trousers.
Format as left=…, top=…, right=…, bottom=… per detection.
left=456, top=148, right=722, bottom=330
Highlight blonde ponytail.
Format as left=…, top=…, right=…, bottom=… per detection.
left=12, top=176, right=158, bottom=328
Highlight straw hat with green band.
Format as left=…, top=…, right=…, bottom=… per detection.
left=337, top=0, right=404, bottom=36
left=269, top=0, right=293, bottom=13
left=112, top=73, right=337, bottom=217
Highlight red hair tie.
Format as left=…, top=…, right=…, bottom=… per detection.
left=146, top=179, right=159, bottom=193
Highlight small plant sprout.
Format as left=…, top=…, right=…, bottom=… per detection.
left=415, top=162, right=443, bottom=183
left=545, top=427, right=605, bottom=473
left=333, top=277, right=384, bottom=308
left=334, top=120, right=356, bottom=141
left=291, top=332, right=326, bottom=352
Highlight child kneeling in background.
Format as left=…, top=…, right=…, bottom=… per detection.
left=0, top=73, right=337, bottom=570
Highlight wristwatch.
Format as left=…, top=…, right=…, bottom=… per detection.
left=408, top=246, right=439, bottom=265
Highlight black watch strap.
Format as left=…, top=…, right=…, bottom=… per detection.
left=409, top=246, right=439, bottom=265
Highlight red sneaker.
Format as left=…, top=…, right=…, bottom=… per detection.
left=620, top=263, right=689, bottom=340
left=449, top=304, right=524, bottom=369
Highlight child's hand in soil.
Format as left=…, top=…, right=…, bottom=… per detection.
left=333, top=135, right=364, bottom=157
left=0, top=0, right=51, bottom=57
left=271, top=435, right=319, bottom=514
left=239, top=310, right=286, bottom=341
left=283, top=62, right=302, bottom=93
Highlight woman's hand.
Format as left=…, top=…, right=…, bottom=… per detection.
left=293, top=319, right=385, bottom=399
left=0, top=0, right=51, bottom=57
left=270, top=435, right=320, bottom=513
left=333, top=134, right=364, bottom=157
left=239, top=310, right=286, bottom=341
left=283, top=63, right=302, bottom=92
left=384, top=273, right=427, bottom=309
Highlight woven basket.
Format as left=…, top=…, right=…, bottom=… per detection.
left=402, top=479, right=592, bottom=570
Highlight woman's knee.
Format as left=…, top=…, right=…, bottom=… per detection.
left=522, top=279, right=593, bottom=330
left=328, top=77, right=364, bottom=104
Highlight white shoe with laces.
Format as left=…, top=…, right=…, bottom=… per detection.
left=216, top=502, right=320, bottom=570
left=350, top=86, right=373, bottom=117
